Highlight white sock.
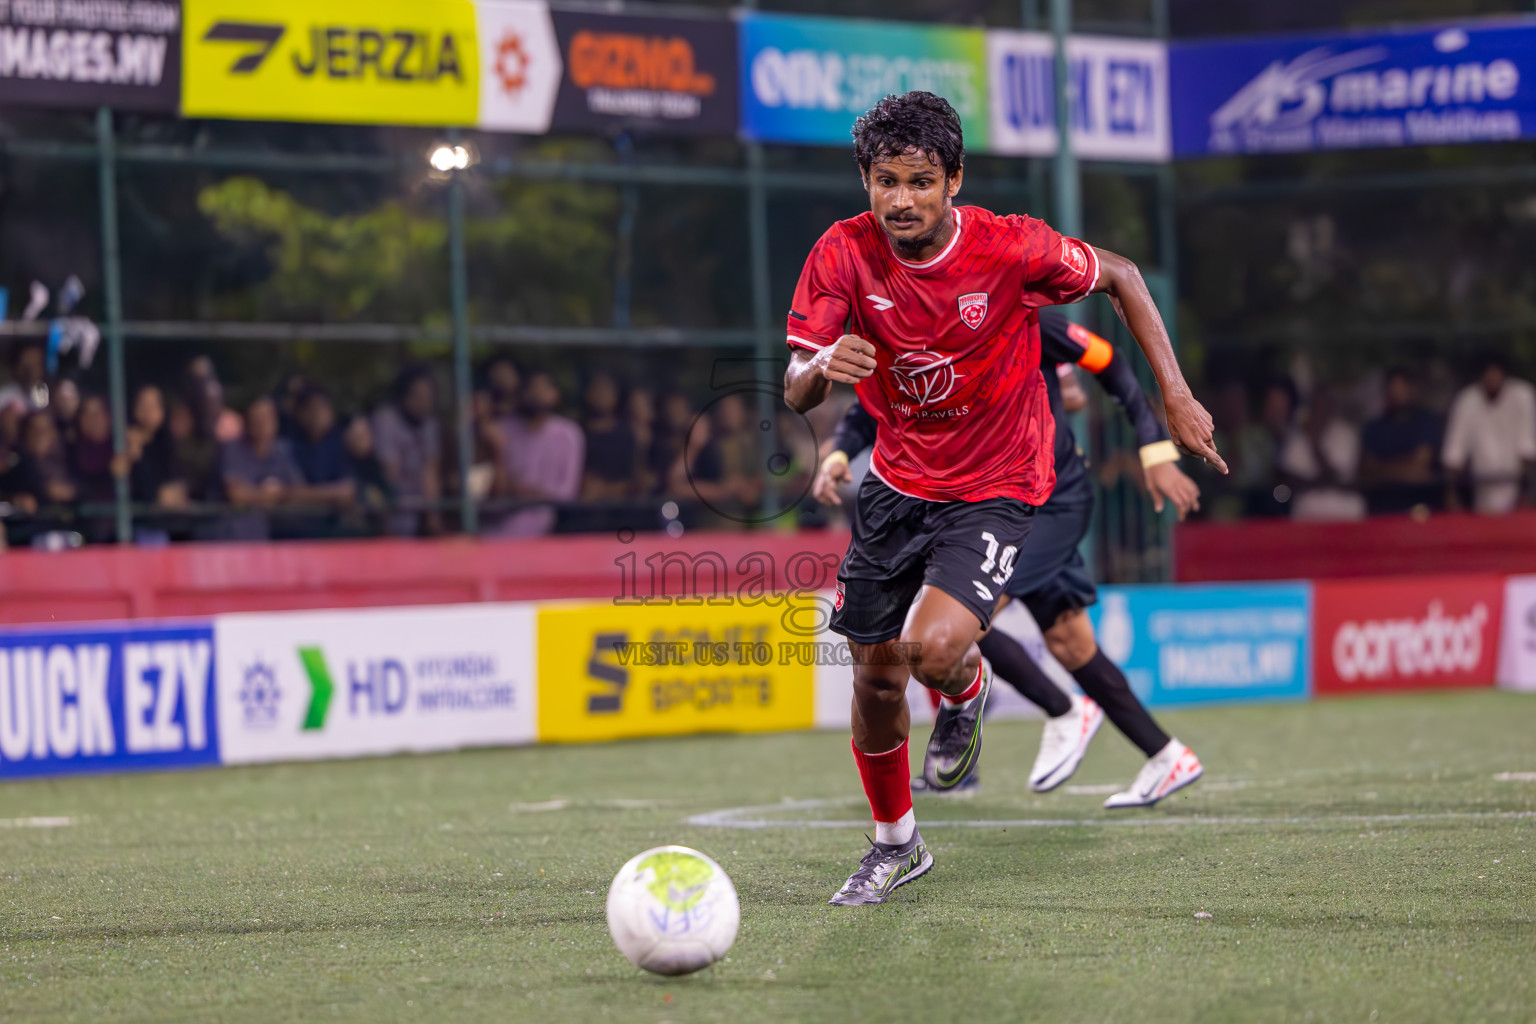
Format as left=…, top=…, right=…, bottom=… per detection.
left=874, top=809, right=915, bottom=847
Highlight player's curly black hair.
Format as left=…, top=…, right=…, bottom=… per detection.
left=852, top=91, right=965, bottom=181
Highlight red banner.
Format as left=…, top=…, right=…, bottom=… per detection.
left=1313, top=575, right=1504, bottom=694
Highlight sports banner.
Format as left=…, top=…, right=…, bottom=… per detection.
left=1089, top=583, right=1313, bottom=707
left=1170, top=20, right=1536, bottom=157
left=0, top=0, right=181, bottom=113
left=547, top=10, right=736, bottom=137
left=537, top=597, right=817, bottom=743
left=0, top=621, right=218, bottom=779
left=213, top=604, right=536, bottom=764
left=987, top=31, right=1170, bottom=161
left=1312, top=576, right=1502, bottom=695
left=739, top=12, right=990, bottom=151
left=1496, top=575, right=1536, bottom=691
left=182, top=0, right=479, bottom=126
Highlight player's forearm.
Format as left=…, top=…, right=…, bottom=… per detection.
left=832, top=402, right=878, bottom=459
left=1095, top=250, right=1192, bottom=406
left=784, top=356, right=830, bottom=414
left=1094, top=352, right=1167, bottom=450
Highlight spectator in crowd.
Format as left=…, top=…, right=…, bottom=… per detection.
left=372, top=364, right=443, bottom=536
left=1278, top=385, right=1365, bottom=521
left=0, top=343, right=49, bottom=414
left=626, top=387, right=656, bottom=494
left=343, top=413, right=393, bottom=533
left=68, top=394, right=118, bottom=542
left=221, top=395, right=305, bottom=540
left=275, top=371, right=308, bottom=440
left=650, top=392, right=693, bottom=496
left=1443, top=352, right=1536, bottom=514
left=7, top=410, right=76, bottom=512
left=51, top=379, right=81, bottom=445
left=1359, top=367, right=1442, bottom=514
left=1238, top=377, right=1298, bottom=515
left=168, top=397, right=217, bottom=502
left=667, top=410, right=729, bottom=517
left=289, top=386, right=356, bottom=535
left=581, top=372, right=636, bottom=501
left=711, top=393, right=764, bottom=517
left=481, top=355, right=523, bottom=419
left=185, top=358, right=243, bottom=444
left=127, top=385, right=187, bottom=510
left=494, top=370, right=583, bottom=537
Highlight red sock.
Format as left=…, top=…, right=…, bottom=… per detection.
left=925, top=688, right=942, bottom=713
left=940, top=662, right=984, bottom=706
left=851, top=738, right=913, bottom=824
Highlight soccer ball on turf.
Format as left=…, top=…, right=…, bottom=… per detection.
left=606, top=845, right=739, bottom=976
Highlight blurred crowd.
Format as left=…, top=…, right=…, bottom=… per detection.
left=0, top=343, right=839, bottom=547
left=1203, top=352, right=1536, bottom=521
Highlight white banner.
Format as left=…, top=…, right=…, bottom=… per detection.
left=215, top=604, right=537, bottom=764
left=988, top=31, right=1170, bottom=162
left=812, top=590, right=1056, bottom=730
left=475, top=0, right=562, bottom=133
left=1497, top=576, right=1536, bottom=691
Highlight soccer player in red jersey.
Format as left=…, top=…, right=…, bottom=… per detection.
left=782, top=91, right=1225, bottom=906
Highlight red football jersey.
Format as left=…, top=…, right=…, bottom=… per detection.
left=786, top=205, right=1100, bottom=503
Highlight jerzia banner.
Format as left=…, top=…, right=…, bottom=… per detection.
left=0, top=0, right=181, bottom=113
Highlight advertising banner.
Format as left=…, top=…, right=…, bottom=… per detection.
left=1313, top=576, right=1502, bottom=695
left=538, top=596, right=817, bottom=743
left=1496, top=575, right=1536, bottom=691
left=988, top=32, right=1170, bottom=161
left=0, top=0, right=181, bottom=113
left=0, top=621, right=218, bottom=779
left=1170, top=20, right=1536, bottom=157
left=1089, top=583, right=1312, bottom=707
left=740, top=12, right=989, bottom=150
left=182, top=0, right=479, bottom=126
left=546, top=9, right=736, bottom=137
left=214, top=604, right=536, bottom=764
left=474, top=0, right=560, bottom=134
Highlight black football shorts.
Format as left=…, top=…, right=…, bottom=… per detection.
left=829, top=472, right=1036, bottom=645
left=1004, top=497, right=1098, bottom=629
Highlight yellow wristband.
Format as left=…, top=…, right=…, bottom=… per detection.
left=822, top=450, right=850, bottom=472
left=1139, top=440, right=1180, bottom=470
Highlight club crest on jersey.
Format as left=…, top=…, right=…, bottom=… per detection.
left=890, top=350, right=962, bottom=407
left=957, top=292, right=988, bottom=330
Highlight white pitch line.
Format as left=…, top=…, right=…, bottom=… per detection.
left=1493, top=772, right=1536, bottom=782
left=685, top=799, right=1536, bottom=831
left=0, top=816, right=72, bottom=829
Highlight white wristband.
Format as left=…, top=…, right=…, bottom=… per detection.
left=1139, top=440, right=1180, bottom=470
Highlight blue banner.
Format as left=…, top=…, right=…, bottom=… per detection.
left=1170, top=20, right=1536, bottom=157
left=1089, top=583, right=1312, bottom=707
left=0, top=622, right=218, bottom=779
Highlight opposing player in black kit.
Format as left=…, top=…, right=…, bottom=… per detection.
left=816, top=309, right=1206, bottom=807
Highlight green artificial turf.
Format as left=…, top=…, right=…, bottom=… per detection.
left=1, top=690, right=1533, bottom=1023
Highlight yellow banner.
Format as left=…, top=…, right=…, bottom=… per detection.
left=537, top=598, right=819, bottom=743
left=182, top=0, right=479, bottom=126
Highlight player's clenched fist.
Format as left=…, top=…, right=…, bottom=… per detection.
left=813, top=450, right=854, bottom=506
left=815, top=334, right=878, bottom=384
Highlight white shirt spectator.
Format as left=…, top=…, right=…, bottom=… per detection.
left=1442, top=377, right=1536, bottom=514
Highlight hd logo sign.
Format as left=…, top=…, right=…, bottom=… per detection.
left=182, top=0, right=482, bottom=126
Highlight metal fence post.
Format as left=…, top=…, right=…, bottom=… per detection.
left=447, top=131, right=476, bottom=536
left=96, top=106, right=131, bottom=545
left=747, top=140, right=781, bottom=520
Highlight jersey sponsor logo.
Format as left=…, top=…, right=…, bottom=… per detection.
left=1061, top=238, right=1089, bottom=276
left=889, top=350, right=962, bottom=408
left=957, top=291, right=988, bottom=330
left=865, top=293, right=894, bottom=312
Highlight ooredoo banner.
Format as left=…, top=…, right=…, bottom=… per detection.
left=0, top=0, right=181, bottom=113
left=740, top=12, right=990, bottom=150
left=1312, top=576, right=1502, bottom=694
left=548, top=10, right=736, bottom=137
left=213, top=604, right=536, bottom=764
left=1088, top=583, right=1312, bottom=707
left=1495, top=575, right=1536, bottom=691
left=0, top=621, right=218, bottom=779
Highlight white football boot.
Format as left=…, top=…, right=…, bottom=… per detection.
left=1103, top=739, right=1203, bottom=809
left=1028, top=694, right=1104, bottom=792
